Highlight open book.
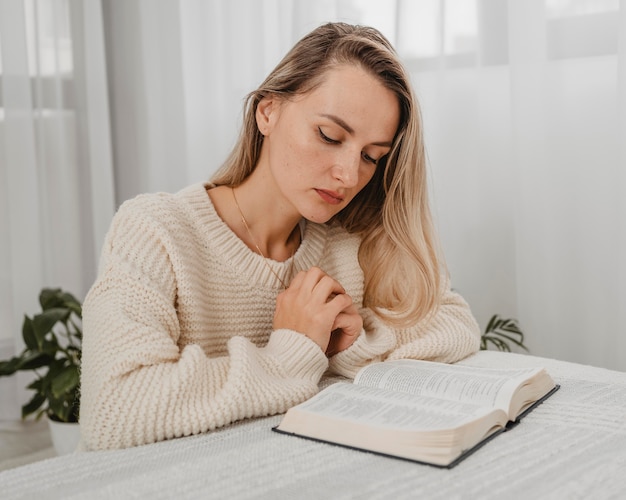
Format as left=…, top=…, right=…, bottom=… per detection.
left=274, top=359, right=559, bottom=468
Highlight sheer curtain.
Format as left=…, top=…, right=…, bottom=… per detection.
left=0, top=0, right=114, bottom=419
left=397, top=0, right=625, bottom=370
left=506, top=1, right=625, bottom=369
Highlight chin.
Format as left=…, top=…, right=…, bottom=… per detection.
left=304, top=215, right=331, bottom=224
left=302, top=210, right=336, bottom=224
left=299, top=199, right=346, bottom=224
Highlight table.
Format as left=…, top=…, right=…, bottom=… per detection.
left=1, top=351, right=625, bottom=499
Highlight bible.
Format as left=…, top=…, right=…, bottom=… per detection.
left=274, top=359, right=558, bottom=468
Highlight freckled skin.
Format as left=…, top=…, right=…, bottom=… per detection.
left=256, top=64, right=400, bottom=224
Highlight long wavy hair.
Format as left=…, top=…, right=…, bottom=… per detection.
left=212, top=22, right=444, bottom=327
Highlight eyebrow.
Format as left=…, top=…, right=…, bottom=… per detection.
left=319, top=113, right=393, bottom=147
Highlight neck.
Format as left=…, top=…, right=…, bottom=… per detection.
left=230, top=181, right=301, bottom=262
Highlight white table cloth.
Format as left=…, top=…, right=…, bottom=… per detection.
left=1, top=351, right=625, bottom=499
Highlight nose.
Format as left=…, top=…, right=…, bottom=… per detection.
left=332, top=149, right=360, bottom=188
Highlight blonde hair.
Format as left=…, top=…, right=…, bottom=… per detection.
left=212, top=22, right=444, bottom=327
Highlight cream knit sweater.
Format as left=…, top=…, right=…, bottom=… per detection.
left=80, top=183, right=480, bottom=450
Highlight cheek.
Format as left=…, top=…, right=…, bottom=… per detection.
left=286, top=136, right=328, bottom=176
left=358, top=166, right=378, bottom=190
left=277, top=121, right=313, bottom=160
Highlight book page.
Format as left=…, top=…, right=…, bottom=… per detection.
left=277, top=382, right=509, bottom=466
left=354, top=359, right=544, bottom=413
left=293, top=382, right=496, bottom=431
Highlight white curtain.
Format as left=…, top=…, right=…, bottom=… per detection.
left=103, top=0, right=625, bottom=371
left=401, top=0, right=625, bottom=370
left=0, top=0, right=114, bottom=419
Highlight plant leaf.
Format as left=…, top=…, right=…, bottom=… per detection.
left=51, top=365, right=80, bottom=399
left=491, top=337, right=511, bottom=352
left=40, top=288, right=82, bottom=315
left=482, top=315, right=529, bottom=352
left=39, top=288, right=63, bottom=310
left=41, top=337, right=60, bottom=357
left=483, top=335, right=511, bottom=352
left=26, top=378, right=44, bottom=391
left=0, top=357, right=23, bottom=376
left=485, top=315, right=499, bottom=333
left=22, top=393, right=46, bottom=419
left=47, top=395, right=69, bottom=422
left=19, top=352, right=56, bottom=371
left=21, top=315, right=39, bottom=351
left=46, top=358, right=68, bottom=380
left=33, top=308, right=70, bottom=339
left=499, top=321, right=523, bottom=334
left=491, top=332, right=529, bottom=351
left=59, top=291, right=82, bottom=317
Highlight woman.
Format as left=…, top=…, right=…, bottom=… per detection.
left=80, top=22, right=480, bottom=451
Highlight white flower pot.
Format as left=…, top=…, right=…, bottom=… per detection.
left=47, top=418, right=81, bottom=455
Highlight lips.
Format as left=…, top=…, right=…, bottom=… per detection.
left=315, top=188, right=344, bottom=205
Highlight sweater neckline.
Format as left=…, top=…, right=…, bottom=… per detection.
left=181, top=182, right=328, bottom=290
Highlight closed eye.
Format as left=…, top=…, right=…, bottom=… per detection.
left=318, top=127, right=340, bottom=144
left=361, top=152, right=378, bottom=165
left=319, top=126, right=381, bottom=165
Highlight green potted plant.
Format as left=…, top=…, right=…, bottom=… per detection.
left=0, top=288, right=82, bottom=454
left=481, top=314, right=529, bottom=352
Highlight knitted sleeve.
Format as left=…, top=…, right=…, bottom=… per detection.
left=79, top=198, right=328, bottom=451
left=328, top=287, right=481, bottom=378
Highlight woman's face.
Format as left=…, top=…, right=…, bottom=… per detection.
left=256, top=64, right=400, bottom=224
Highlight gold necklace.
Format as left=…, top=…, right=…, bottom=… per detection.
left=231, top=187, right=296, bottom=289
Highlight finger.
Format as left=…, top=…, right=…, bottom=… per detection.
left=280, top=268, right=325, bottom=300
left=295, top=267, right=345, bottom=302
left=332, top=311, right=362, bottom=337
left=297, top=267, right=331, bottom=290
left=326, top=334, right=341, bottom=358
left=311, top=276, right=345, bottom=303
left=286, top=269, right=309, bottom=290
left=324, top=292, right=354, bottom=319
left=327, top=321, right=362, bottom=357
left=289, top=265, right=330, bottom=286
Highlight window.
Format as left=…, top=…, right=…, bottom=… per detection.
left=389, top=0, right=621, bottom=71
left=546, top=0, right=620, bottom=59
left=0, top=0, right=73, bottom=112
left=395, top=0, right=508, bottom=70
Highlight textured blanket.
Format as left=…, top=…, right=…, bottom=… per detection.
left=1, top=351, right=625, bottom=499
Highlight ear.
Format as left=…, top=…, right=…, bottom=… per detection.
left=255, top=96, right=280, bottom=136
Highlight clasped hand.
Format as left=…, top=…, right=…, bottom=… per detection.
left=273, top=267, right=362, bottom=356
